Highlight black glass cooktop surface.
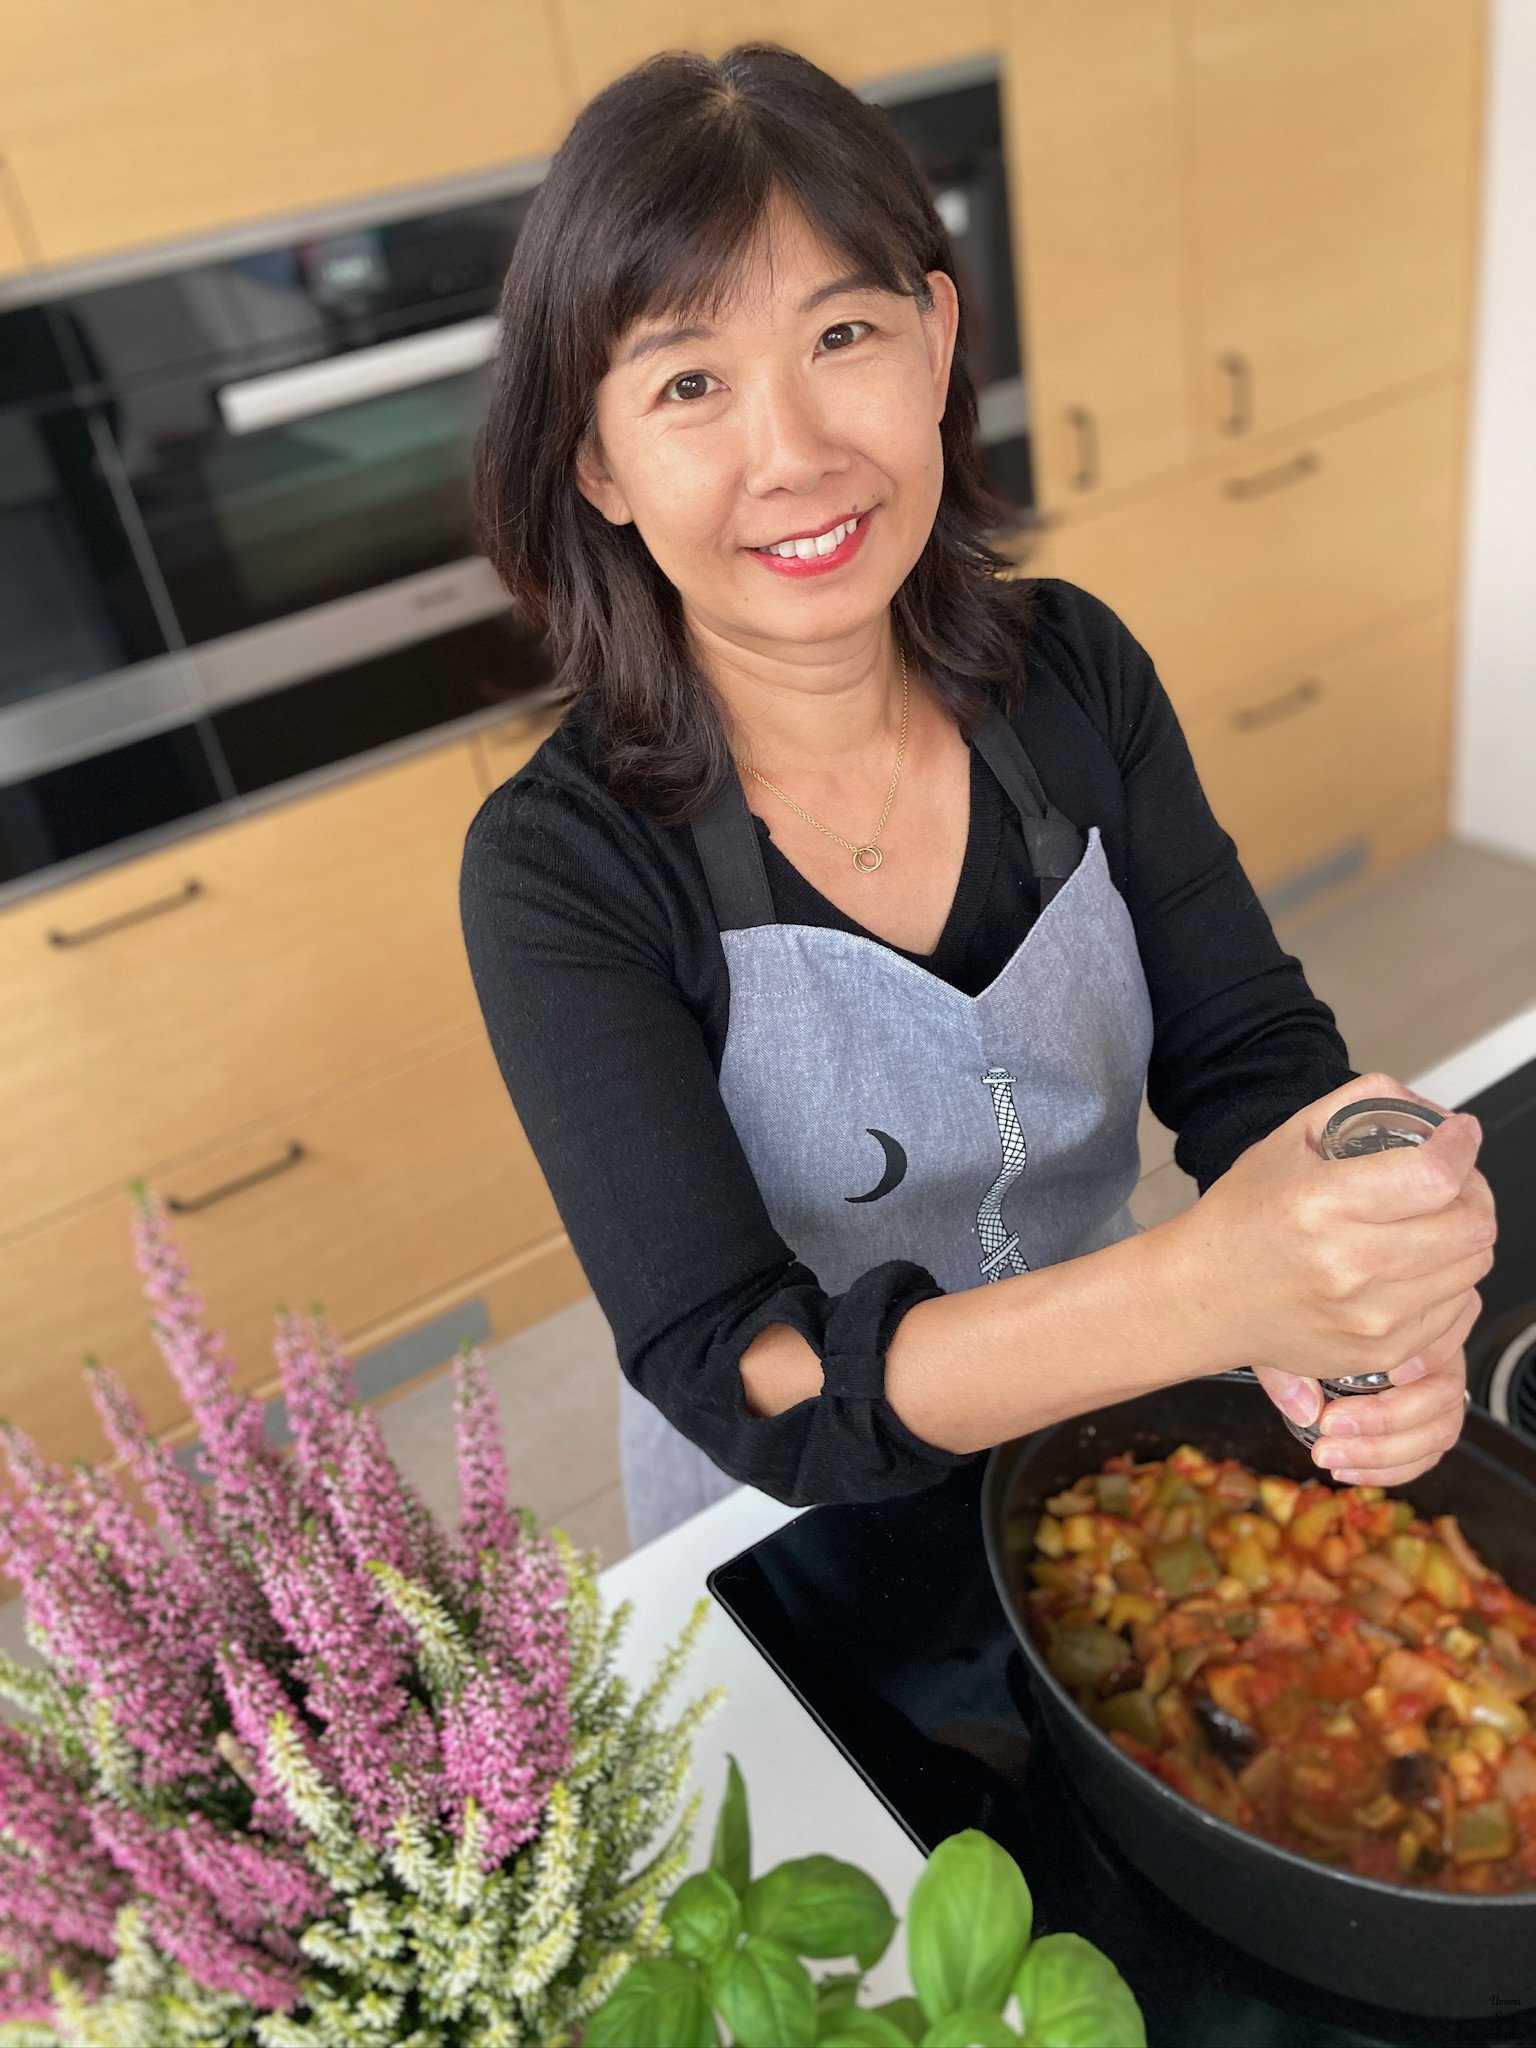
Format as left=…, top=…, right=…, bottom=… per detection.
left=708, top=1057, right=1536, bottom=2048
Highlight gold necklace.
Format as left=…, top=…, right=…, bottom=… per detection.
left=742, top=647, right=909, bottom=874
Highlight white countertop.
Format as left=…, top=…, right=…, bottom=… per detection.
left=597, top=1002, right=1536, bottom=1939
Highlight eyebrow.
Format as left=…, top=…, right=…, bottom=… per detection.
left=618, top=268, right=889, bottom=366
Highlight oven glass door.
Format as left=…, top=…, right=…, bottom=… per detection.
left=0, top=308, right=168, bottom=711
left=116, top=356, right=492, bottom=643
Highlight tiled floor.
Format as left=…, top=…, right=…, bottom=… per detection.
left=3, top=839, right=1533, bottom=1655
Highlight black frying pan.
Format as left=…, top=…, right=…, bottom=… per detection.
left=981, top=1378, right=1536, bottom=2019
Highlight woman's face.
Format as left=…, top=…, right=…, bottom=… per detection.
left=576, top=200, right=960, bottom=661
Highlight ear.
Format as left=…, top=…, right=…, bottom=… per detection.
left=574, top=428, right=635, bottom=526
left=921, top=270, right=961, bottom=422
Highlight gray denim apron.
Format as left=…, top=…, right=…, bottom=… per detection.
left=619, top=707, right=1155, bottom=1547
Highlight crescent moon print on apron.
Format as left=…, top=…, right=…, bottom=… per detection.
left=618, top=707, right=1156, bottom=1546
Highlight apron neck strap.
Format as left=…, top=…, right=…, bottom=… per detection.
left=690, top=704, right=1088, bottom=931
left=970, top=707, right=1086, bottom=906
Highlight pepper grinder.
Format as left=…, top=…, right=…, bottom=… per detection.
left=1281, top=1096, right=1447, bottom=1450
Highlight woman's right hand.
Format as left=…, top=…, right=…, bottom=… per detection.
left=1169, top=1071, right=1496, bottom=1401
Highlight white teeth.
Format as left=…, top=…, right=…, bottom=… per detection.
left=761, top=514, right=859, bottom=558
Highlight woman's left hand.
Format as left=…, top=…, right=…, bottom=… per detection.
left=1255, top=1290, right=1476, bottom=1487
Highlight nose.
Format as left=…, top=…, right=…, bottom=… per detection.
left=739, top=364, right=851, bottom=502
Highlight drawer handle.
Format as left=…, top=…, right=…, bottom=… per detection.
left=1223, top=449, right=1321, bottom=500
left=1230, top=677, right=1324, bottom=731
left=1219, top=350, right=1254, bottom=435
left=48, top=877, right=203, bottom=948
left=166, top=1140, right=306, bottom=1214
left=1064, top=405, right=1099, bottom=491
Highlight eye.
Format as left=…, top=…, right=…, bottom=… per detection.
left=661, top=369, right=719, bottom=404
left=819, top=319, right=872, bottom=353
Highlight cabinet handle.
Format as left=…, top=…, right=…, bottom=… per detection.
left=1230, top=677, right=1323, bottom=732
left=165, top=1141, right=306, bottom=1214
left=1222, top=449, right=1321, bottom=501
left=1063, top=405, right=1099, bottom=491
left=48, top=878, right=204, bottom=948
left=1218, top=351, right=1253, bottom=435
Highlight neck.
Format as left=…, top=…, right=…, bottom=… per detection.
left=689, top=613, right=905, bottom=781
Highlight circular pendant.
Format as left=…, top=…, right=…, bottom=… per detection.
left=853, top=844, right=883, bottom=873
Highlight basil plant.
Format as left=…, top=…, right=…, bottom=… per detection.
left=585, top=1757, right=1146, bottom=2048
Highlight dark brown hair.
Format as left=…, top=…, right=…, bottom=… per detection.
left=475, top=42, right=1036, bottom=823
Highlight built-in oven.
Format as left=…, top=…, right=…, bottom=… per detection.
left=0, top=56, right=1032, bottom=901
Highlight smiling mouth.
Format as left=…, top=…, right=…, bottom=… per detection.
left=749, top=510, right=867, bottom=561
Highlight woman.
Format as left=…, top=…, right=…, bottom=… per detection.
left=461, top=45, right=1493, bottom=1548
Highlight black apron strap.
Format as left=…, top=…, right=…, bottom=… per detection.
left=970, top=707, right=1087, bottom=906
left=690, top=764, right=777, bottom=932
left=690, top=704, right=1089, bottom=930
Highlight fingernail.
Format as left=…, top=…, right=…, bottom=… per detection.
left=1279, top=1378, right=1322, bottom=1426
left=1333, top=1469, right=1365, bottom=1485
left=1391, top=1356, right=1428, bottom=1386
left=1321, top=1411, right=1361, bottom=1438
left=1313, top=1442, right=1345, bottom=1469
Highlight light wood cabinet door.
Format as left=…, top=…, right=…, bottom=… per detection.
left=0, top=161, right=30, bottom=276
left=0, top=739, right=498, bottom=1239
left=556, top=0, right=997, bottom=102
left=1181, top=606, right=1454, bottom=887
left=1182, top=0, right=1484, bottom=448
left=1023, top=379, right=1466, bottom=714
left=1001, top=0, right=1190, bottom=510
left=0, top=1031, right=563, bottom=1466
left=1, top=0, right=576, bottom=268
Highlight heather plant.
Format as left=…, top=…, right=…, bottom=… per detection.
left=0, top=1190, right=714, bottom=2046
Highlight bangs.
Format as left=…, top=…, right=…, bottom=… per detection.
left=578, top=75, right=937, bottom=374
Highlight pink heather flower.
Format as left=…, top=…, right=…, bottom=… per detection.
left=85, top=1361, right=275, bottom=1656
left=452, top=1347, right=522, bottom=1570
left=0, top=1436, right=215, bottom=1788
left=439, top=1666, right=563, bottom=1868
left=89, top=1804, right=302, bottom=2012
left=215, top=1640, right=330, bottom=1840
left=173, top=1814, right=331, bottom=1937
left=131, top=1194, right=266, bottom=1474
left=0, top=1729, right=126, bottom=1956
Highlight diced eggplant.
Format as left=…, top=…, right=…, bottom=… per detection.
left=1386, top=1751, right=1443, bottom=1807
left=1191, top=1690, right=1262, bottom=1766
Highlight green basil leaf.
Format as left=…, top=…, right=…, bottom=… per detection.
left=870, top=1996, right=927, bottom=2043
left=919, top=2011, right=1020, bottom=2047
left=584, top=1956, right=718, bottom=2048
left=664, top=1868, right=742, bottom=1963
left=707, top=1934, right=818, bottom=2048
left=711, top=1753, right=752, bottom=1900
left=818, top=2009, right=919, bottom=2047
left=817, top=1971, right=865, bottom=2014
left=1013, top=1933, right=1146, bottom=2048
left=907, top=1831, right=1033, bottom=2023
left=743, top=1855, right=897, bottom=1964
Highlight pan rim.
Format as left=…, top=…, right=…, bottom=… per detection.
left=982, top=1424, right=1536, bottom=1918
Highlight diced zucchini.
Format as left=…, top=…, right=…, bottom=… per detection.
left=1047, top=1624, right=1133, bottom=1691
left=1093, top=1690, right=1162, bottom=1748
left=1150, top=1539, right=1220, bottom=1598
left=1452, top=1799, right=1516, bottom=1865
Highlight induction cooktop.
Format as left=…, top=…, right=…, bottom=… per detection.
left=708, top=1056, right=1536, bottom=2048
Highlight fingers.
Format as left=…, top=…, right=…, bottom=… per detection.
left=1316, top=1110, right=1484, bottom=1225
left=1252, top=1364, right=1324, bottom=1430
left=1311, top=1338, right=1469, bottom=1485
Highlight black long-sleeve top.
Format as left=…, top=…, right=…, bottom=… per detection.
left=459, top=579, right=1353, bottom=1505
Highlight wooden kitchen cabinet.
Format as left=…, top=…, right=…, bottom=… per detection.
left=1000, top=0, right=1191, bottom=510
left=0, top=161, right=30, bottom=276
left=0, top=731, right=546, bottom=1243
left=0, top=1030, right=564, bottom=1466
left=0, top=0, right=575, bottom=267
left=1181, top=0, right=1484, bottom=448
left=1181, top=605, right=1455, bottom=888
left=1023, top=378, right=1466, bottom=717
left=555, top=0, right=998, bottom=103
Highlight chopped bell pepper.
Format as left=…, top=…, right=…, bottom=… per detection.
left=1452, top=1799, right=1516, bottom=1865
left=1150, top=1538, right=1220, bottom=1598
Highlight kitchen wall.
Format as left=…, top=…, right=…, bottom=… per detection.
left=1454, top=0, right=1536, bottom=863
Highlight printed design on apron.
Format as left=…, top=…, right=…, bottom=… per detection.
left=978, top=1066, right=1030, bottom=1280
left=845, top=1128, right=908, bottom=1205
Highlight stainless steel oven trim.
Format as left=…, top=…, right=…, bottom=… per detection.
left=0, top=156, right=552, bottom=311
left=0, top=653, right=207, bottom=783
left=0, top=557, right=514, bottom=781
left=218, top=315, right=500, bottom=433
left=190, top=556, right=513, bottom=709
